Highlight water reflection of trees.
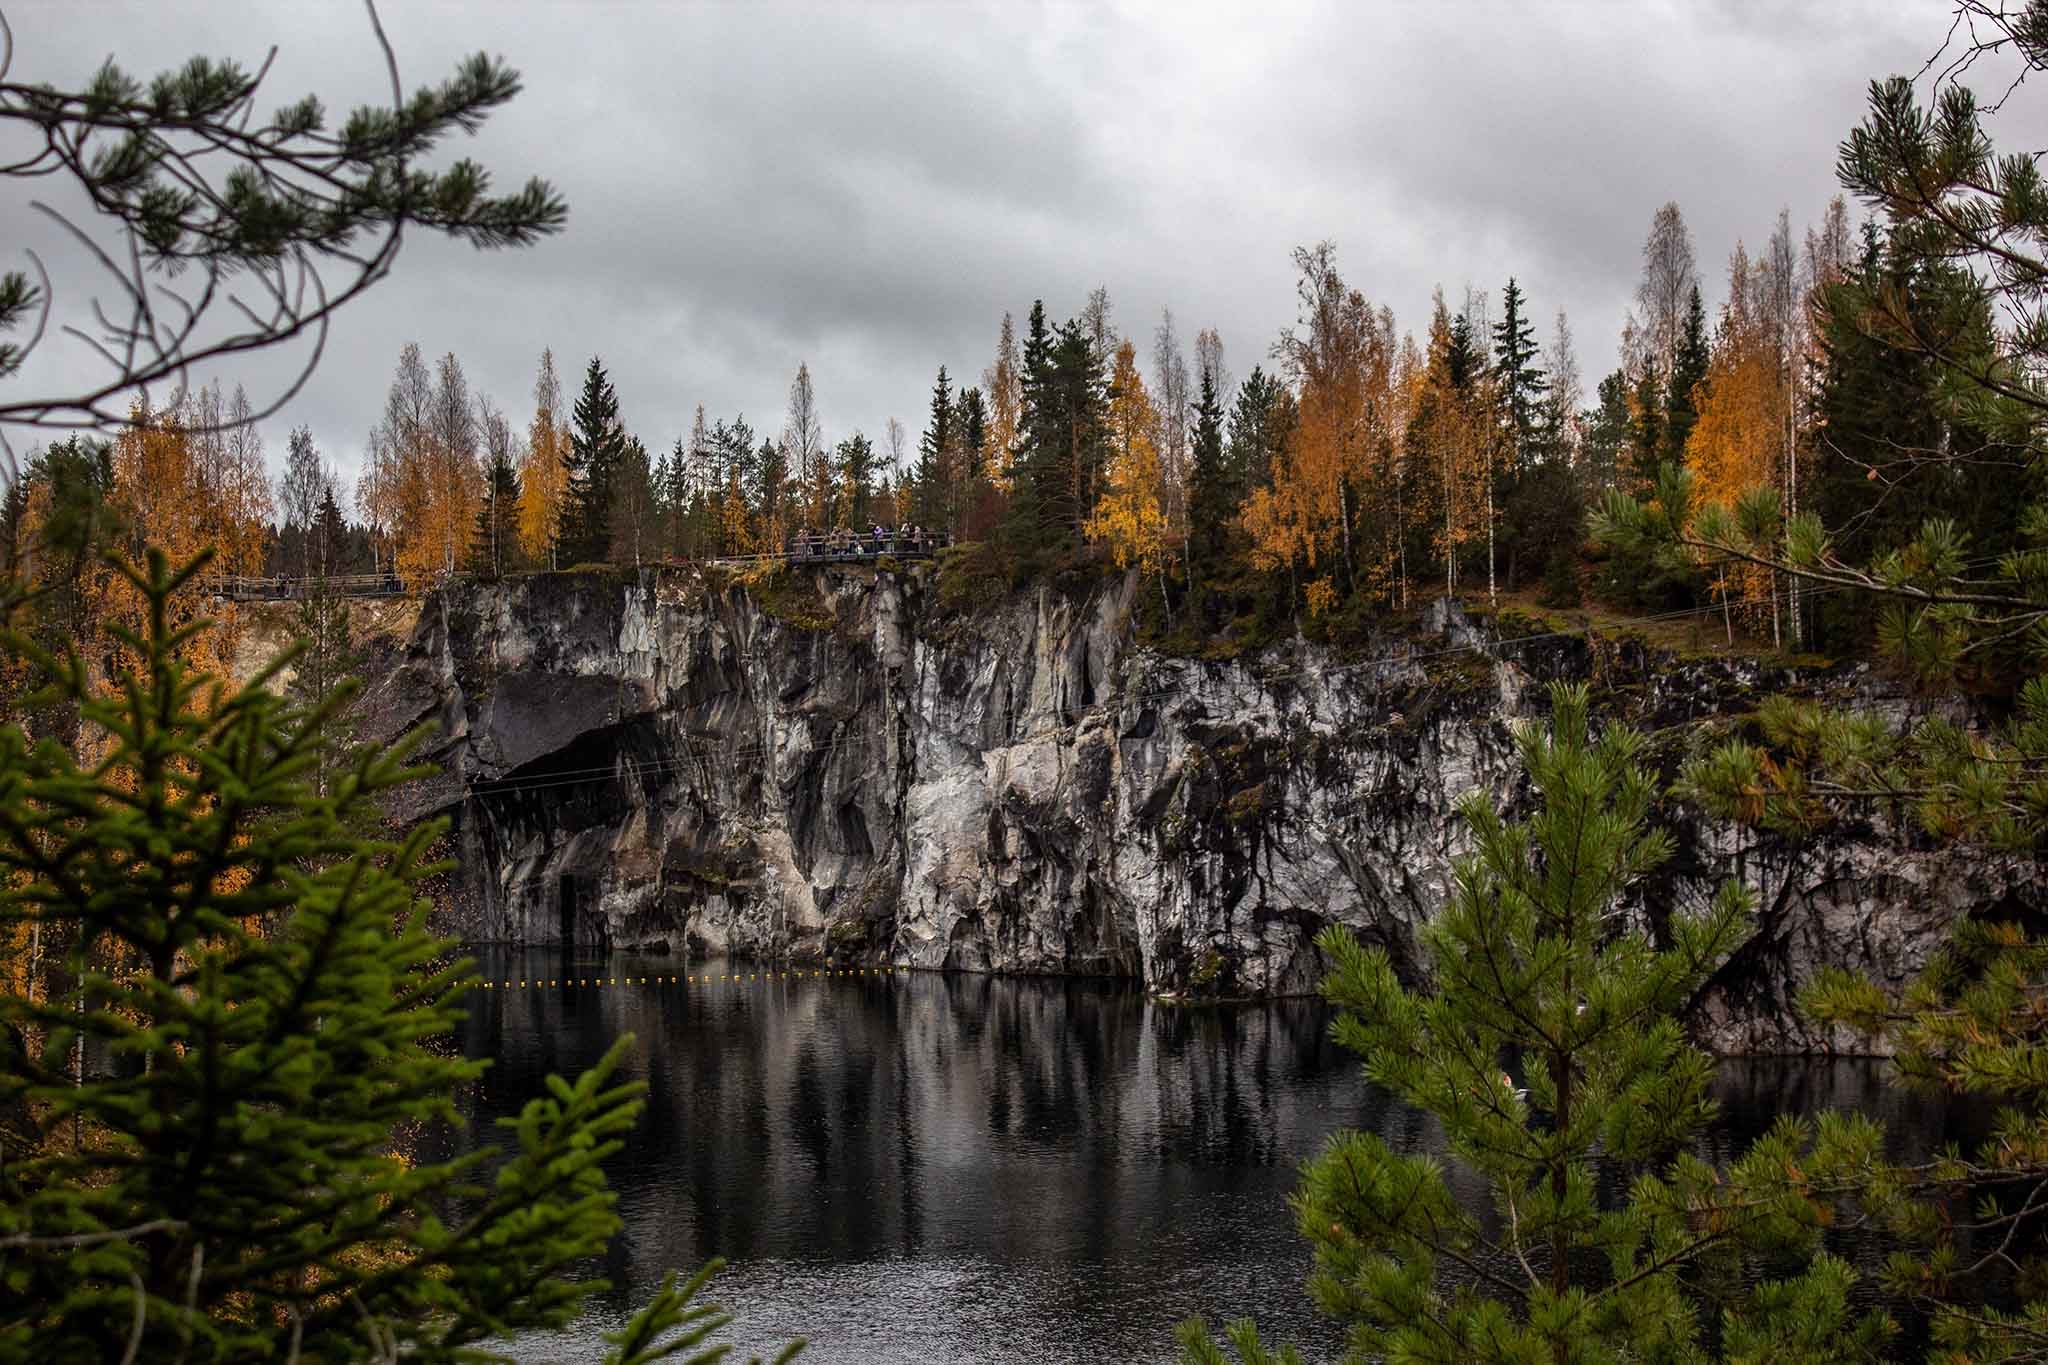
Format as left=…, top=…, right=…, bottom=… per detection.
left=440, top=954, right=1369, bottom=1290
left=433, top=953, right=1984, bottom=1356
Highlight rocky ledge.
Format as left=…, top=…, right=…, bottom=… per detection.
left=352, top=564, right=2042, bottom=1054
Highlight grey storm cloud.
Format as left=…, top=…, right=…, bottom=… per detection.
left=0, top=0, right=1990, bottom=497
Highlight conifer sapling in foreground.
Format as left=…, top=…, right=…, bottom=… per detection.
left=1181, top=681, right=1893, bottom=1364
left=0, top=551, right=796, bottom=1363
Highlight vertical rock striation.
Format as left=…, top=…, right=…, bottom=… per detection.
left=354, top=566, right=2043, bottom=1054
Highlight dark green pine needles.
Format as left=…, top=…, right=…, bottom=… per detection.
left=0, top=550, right=797, bottom=1363
left=1181, top=681, right=1896, bottom=1365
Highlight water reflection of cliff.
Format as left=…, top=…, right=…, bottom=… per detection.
left=445, top=952, right=1369, bottom=1361
left=442, top=952, right=1971, bottom=1364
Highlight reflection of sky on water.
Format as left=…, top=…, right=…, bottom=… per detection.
left=433, top=950, right=1972, bottom=1364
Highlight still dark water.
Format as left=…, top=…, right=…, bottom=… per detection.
left=438, top=949, right=1973, bottom=1364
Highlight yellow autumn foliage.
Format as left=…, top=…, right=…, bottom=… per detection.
left=518, top=348, right=571, bottom=566
left=1685, top=250, right=1787, bottom=618
left=1086, top=341, right=1174, bottom=575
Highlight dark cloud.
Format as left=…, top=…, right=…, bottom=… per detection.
left=3, top=1, right=2002, bottom=498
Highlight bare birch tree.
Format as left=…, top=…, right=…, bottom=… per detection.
left=784, top=361, right=826, bottom=525
left=1153, top=307, right=1192, bottom=543
left=1635, top=202, right=1699, bottom=385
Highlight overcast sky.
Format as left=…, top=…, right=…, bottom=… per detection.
left=3, top=1, right=1999, bottom=497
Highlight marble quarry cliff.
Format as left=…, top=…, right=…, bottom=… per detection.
left=350, top=564, right=2044, bottom=1053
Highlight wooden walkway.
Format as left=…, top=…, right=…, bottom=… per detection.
left=204, top=537, right=950, bottom=603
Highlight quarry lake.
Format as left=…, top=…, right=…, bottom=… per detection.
left=439, top=949, right=1976, bottom=1364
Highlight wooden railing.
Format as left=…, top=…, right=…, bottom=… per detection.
left=206, top=572, right=407, bottom=602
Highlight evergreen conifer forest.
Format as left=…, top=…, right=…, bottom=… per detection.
left=9, top=2, right=2048, bottom=1361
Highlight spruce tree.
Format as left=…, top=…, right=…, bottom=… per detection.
left=1802, top=224, right=2019, bottom=653
left=1226, top=366, right=1289, bottom=497
left=753, top=438, right=786, bottom=541
left=1047, top=320, right=1110, bottom=537
left=1491, top=277, right=1549, bottom=465
left=836, top=432, right=876, bottom=528
left=609, top=436, right=658, bottom=567
left=1181, top=682, right=1892, bottom=1365
left=956, top=387, right=988, bottom=472
left=668, top=438, right=703, bottom=558
left=1662, top=285, right=1710, bottom=467
left=285, top=577, right=362, bottom=799
left=1186, top=363, right=1231, bottom=609
left=1579, top=370, right=1632, bottom=493
left=312, top=484, right=350, bottom=579
left=997, top=304, right=1110, bottom=560
left=1000, top=302, right=1060, bottom=563
left=556, top=357, right=628, bottom=567
left=1493, top=278, right=1551, bottom=591
left=915, top=366, right=954, bottom=530
left=1624, top=367, right=1664, bottom=495
left=0, top=552, right=800, bottom=1362
left=469, top=442, right=525, bottom=578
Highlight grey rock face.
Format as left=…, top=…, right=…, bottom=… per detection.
left=356, top=566, right=2043, bottom=1054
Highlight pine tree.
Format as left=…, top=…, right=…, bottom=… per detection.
left=556, top=357, right=628, bottom=567
left=0, top=20, right=565, bottom=436
left=713, top=417, right=758, bottom=557
left=1181, top=682, right=1893, bottom=1365
left=0, top=552, right=799, bottom=1362
left=1594, top=23, right=2048, bottom=1352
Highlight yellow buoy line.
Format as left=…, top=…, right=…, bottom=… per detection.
left=478, top=966, right=907, bottom=990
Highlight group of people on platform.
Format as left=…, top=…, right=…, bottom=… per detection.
left=787, top=524, right=950, bottom=560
